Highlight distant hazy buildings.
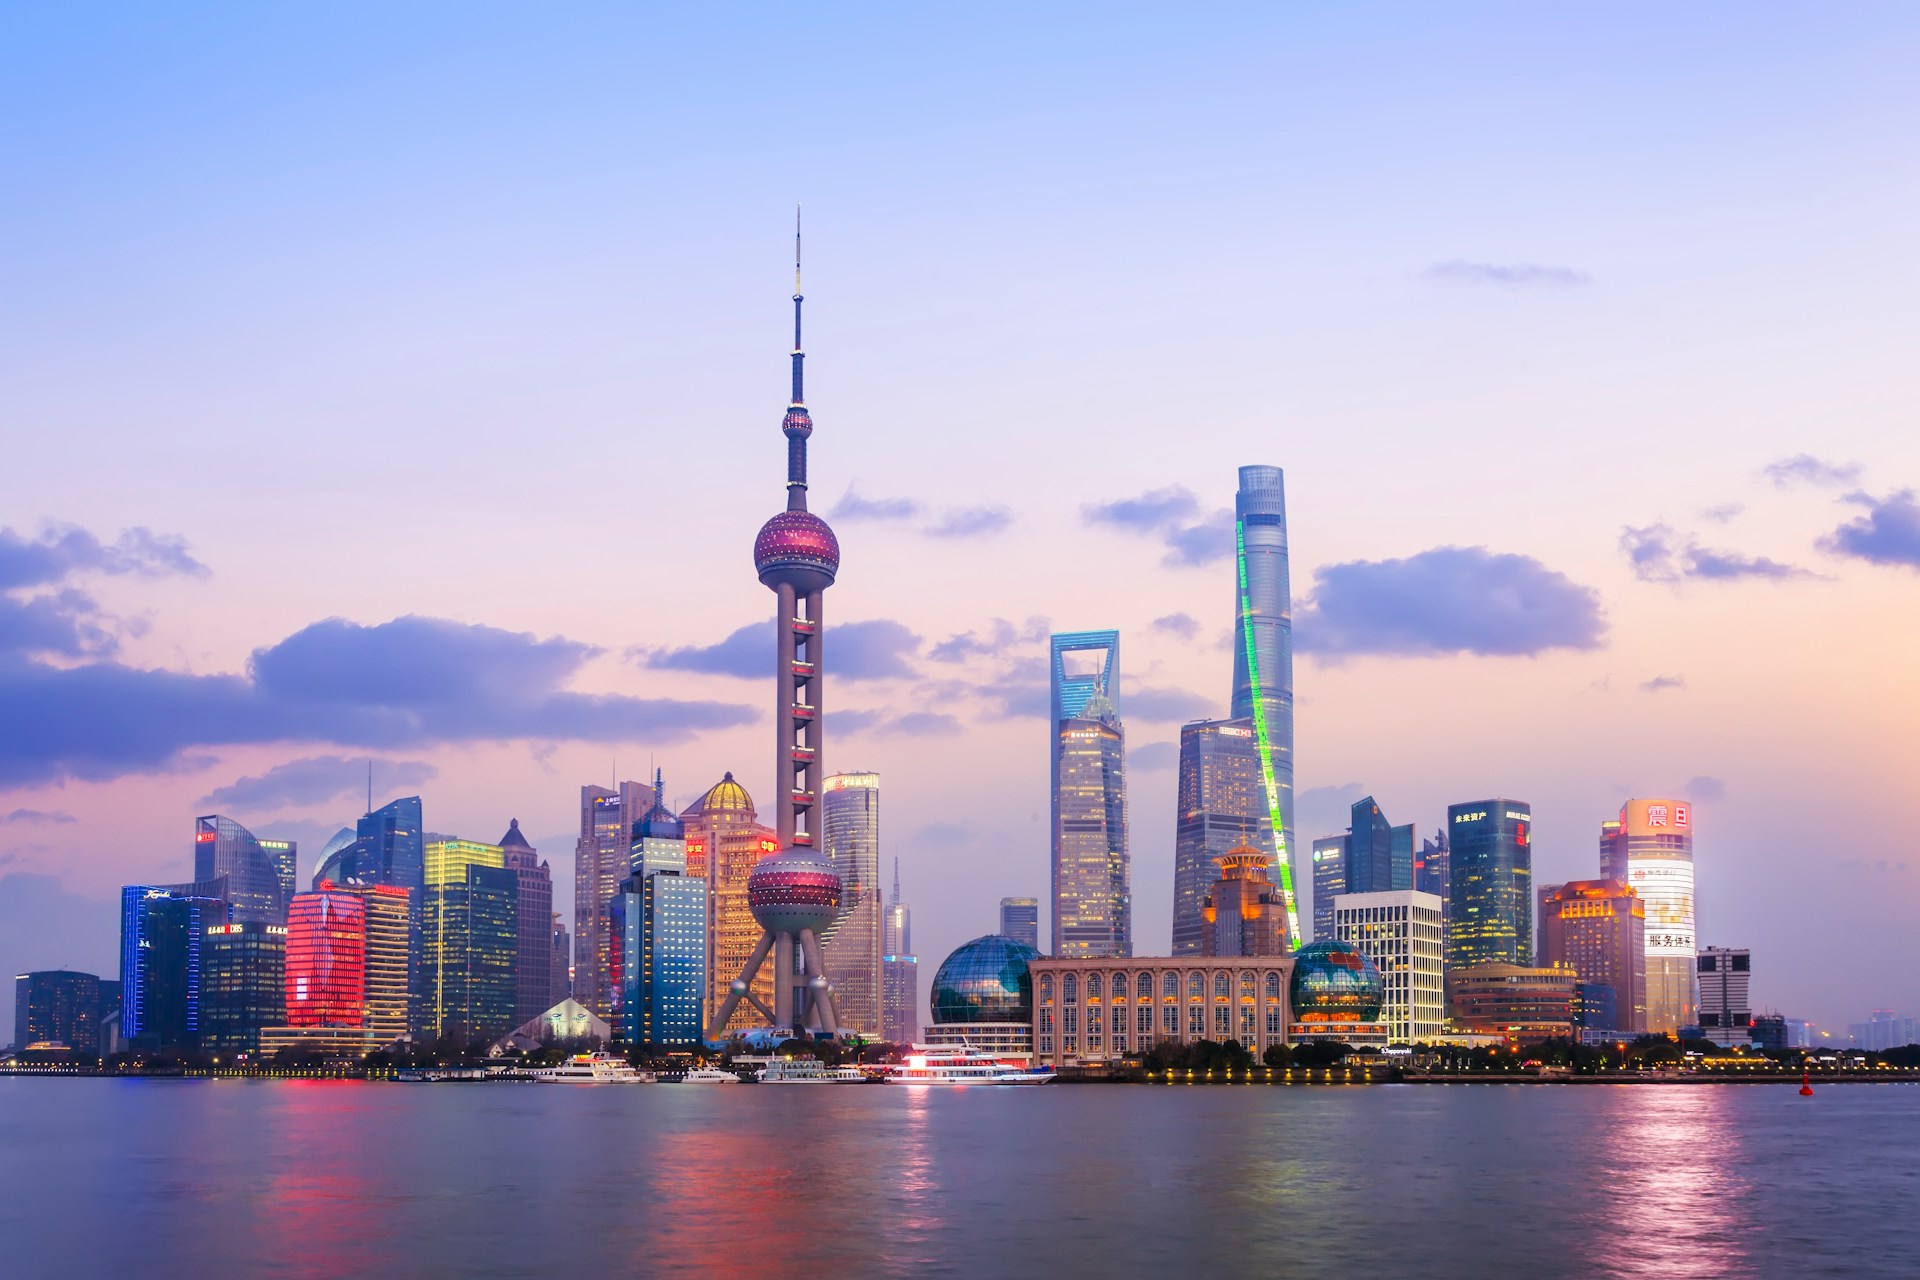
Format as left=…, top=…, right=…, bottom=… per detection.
left=1447, top=801, right=1534, bottom=971
left=497, top=820, right=554, bottom=1027
left=1171, top=718, right=1264, bottom=954
left=1199, top=850, right=1289, bottom=957
left=1696, top=947, right=1751, bottom=1048
left=200, top=922, right=287, bottom=1051
left=573, top=781, right=656, bottom=1023
left=820, top=772, right=882, bottom=1036
left=1310, top=836, right=1346, bottom=944
left=1050, top=631, right=1131, bottom=958
left=998, top=897, right=1040, bottom=952
left=1603, top=799, right=1697, bottom=1034
left=882, top=860, right=918, bottom=1045
left=424, top=839, right=517, bottom=1041
left=120, top=880, right=230, bottom=1051
left=682, top=773, right=776, bottom=1035
left=194, top=816, right=295, bottom=926
left=1849, top=1011, right=1920, bottom=1051
left=13, top=970, right=102, bottom=1054
left=1333, top=889, right=1445, bottom=1044
left=1539, top=879, right=1646, bottom=1033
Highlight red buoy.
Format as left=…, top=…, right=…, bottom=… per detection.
left=1799, top=1067, right=1814, bottom=1097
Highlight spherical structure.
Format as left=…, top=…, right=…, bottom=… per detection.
left=747, top=844, right=843, bottom=937
left=929, top=934, right=1042, bottom=1026
left=754, top=509, right=840, bottom=591
left=1288, top=939, right=1385, bottom=1024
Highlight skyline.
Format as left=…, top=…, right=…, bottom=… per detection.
left=5, top=7, right=1920, bottom=1034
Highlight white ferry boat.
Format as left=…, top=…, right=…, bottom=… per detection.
left=673, top=1066, right=742, bottom=1084
left=881, top=1045, right=1055, bottom=1086
left=756, top=1057, right=868, bottom=1084
left=532, top=1053, right=653, bottom=1084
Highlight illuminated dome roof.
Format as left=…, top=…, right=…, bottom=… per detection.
left=1289, top=939, right=1385, bottom=1023
left=929, top=934, right=1041, bottom=1026
left=754, top=509, right=840, bottom=590
left=681, top=772, right=754, bottom=819
left=747, top=845, right=843, bottom=936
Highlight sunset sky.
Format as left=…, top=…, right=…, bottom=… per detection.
left=4, top=5, right=1917, bottom=1034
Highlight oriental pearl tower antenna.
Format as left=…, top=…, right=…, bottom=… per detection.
left=707, top=209, right=846, bottom=1041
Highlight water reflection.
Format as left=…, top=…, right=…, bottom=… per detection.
left=1593, top=1087, right=1752, bottom=1278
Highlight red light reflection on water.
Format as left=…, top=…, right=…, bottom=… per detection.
left=1596, top=1087, right=1753, bottom=1278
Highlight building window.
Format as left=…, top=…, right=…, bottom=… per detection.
left=1112, top=972, right=1128, bottom=999
left=1039, top=1007, right=1053, bottom=1034
left=1264, top=972, right=1280, bottom=1000
left=1163, top=1004, right=1178, bottom=1035
left=1164, top=973, right=1179, bottom=998
left=1087, top=1006, right=1103, bottom=1050
left=1063, top=1007, right=1078, bottom=1040
left=1266, top=1007, right=1282, bottom=1037
left=1214, top=1005, right=1231, bottom=1037
left=1086, top=973, right=1102, bottom=1000
left=1188, top=973, right=1204, bottom=998
left=1138, top=1005, right=1152, bottom=1037
left=1240, top=1005, right=1255, bottom=1041
left=1039, top=974, right=1053, bottom=1000
left=1188, top=1005, right=1205, bottom=1037
left=1214, top=972, right=1230, bottom=999
left=1062, top=974, right=1077, bottom=1003
left=1239, top=970, right=1255, bottom=996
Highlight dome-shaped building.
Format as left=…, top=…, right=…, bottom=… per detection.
left=681, top=771, right=755, bottom=819
left=924, top=935, right=1041, bottom=1060
left=1289, top=939, right=1386, bottom=1026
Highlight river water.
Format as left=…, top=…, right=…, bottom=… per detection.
left=2, top=1078, right=1914, bottom=1279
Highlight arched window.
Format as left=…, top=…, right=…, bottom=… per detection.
left=1112, top=973, right=1128, bottom=999
left=1214, top=972, right=1230, bottom=999
left=1188, top=973, right=1204, bottom=998
left=1039, top=974, right=1054, bottom=1000
left=1062, top=974, right=1077, bottom=1003
left=1264, top=973, right=1280, bottom=1000
left=1086, top=973, right=1102, bottom=999
left=1239, top=970, right=1255, bottom=996
left=1163, top=972, right=1179, bottom=998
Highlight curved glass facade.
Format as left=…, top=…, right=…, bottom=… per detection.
left=929, top=934, right=1041, bottom=1025
left=1229, top=466, right=1298, bottom=946
left=1289, top=939, right=1384, bottom=1023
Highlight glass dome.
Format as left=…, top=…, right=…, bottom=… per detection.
left=1289, top=939, right=1385, bottom=1023
left=929, top=934, right=1041, bottom=1025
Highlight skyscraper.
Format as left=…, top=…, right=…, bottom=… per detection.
left=708, top=215, right=849, bottom=1039
left=1171, top=717, right=1266, bottom=954
left=284, top=889, right=366, bottom=1027
left=424, top=839, right=518, bottom=1041
left=683, top=773, right=778, bottom=1035
left=998, top=897, right=1040, bottom=951
left=1696, top=948, right=1751, bottom=1048
left=882, top=860, right=918, bottom=1045
left=13, top=971, right=102, bottom=1054
left=821, top=772, right=882, bottom=1036
left=1539, top=879, right=1646, bottom=1033
left=549, top=919, right=571, bottom=1007
left=315, top=796, right=426, bottom=1036
left=200, top=921, right=287, bottom=1051
left=614, top=780, right=708, bottom=1047
left=194, top=815, right=296, bottom=925
left=1229, top=464, right=1300, bottom=946
left=1334, top=889, right=1446, bottom=1044
left=497, top=819, right=554, bottom=1026
left=1446, top=801, right=1534, bottom=971
left=1199, top=849, right=1289, bottom=957
left=1602, top=798, right=1697, bottom=1034
left=573, top=780, right=657, bottom=1022
left=1415, top=828, right=1450, bottom=924
left=1345, top=797, right=1413, bottom=894
left=120, top=880, right=230, bottom=1051
left=1311, top=835, right=1347, bottom=943
left=1050, top=631, right=1130, bottom=958
left=333, top=882, right=411, bottom=1044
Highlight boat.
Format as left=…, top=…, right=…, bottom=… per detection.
left=756, top=1057, right=868, bottom=1084
left=530, top=1053, right=654, bottom=1084
left=671, top=1066, right=743, bottom=1084
left=880, top=1044, right=1056, bottom=1086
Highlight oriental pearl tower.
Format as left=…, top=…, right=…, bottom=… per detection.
left=705, top=212, right=846, bottom=1040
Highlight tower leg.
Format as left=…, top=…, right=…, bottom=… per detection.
left=775, top=934, right=796, bottom=1031
left=798, top=928, right=840, bottom=1037
left=705, top=929, right=776, bottom=1042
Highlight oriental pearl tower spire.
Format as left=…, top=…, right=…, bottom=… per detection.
left=707, top=210, right=846, bottom=1040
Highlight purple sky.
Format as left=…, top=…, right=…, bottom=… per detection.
left=4, top=5, right=1918, bottom=1036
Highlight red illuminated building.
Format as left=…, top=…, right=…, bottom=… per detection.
left=285, top=889, right=367, bottom=1027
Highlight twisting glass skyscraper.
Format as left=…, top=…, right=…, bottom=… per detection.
left=1050, top=631, right=1130, bottom=958
left=1229, top=465, right=1299, bottom=947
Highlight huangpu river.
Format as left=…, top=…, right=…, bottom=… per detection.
left=4, top=1079, right=1916, bottom=1279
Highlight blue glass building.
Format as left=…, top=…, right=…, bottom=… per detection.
left=615, top=789, right=708, bottom=1047
left=1049, top=631, right=1131, bottom=958
left=194, top=815, right=296, bottom=924
left=929, top=934, right=1040, bottom=1026
left=1446, top=800, right=1534, bottom=970
left=1229, top=465, right=1299, bottom=947
left=1345, top=796, right=1414, bottom=894
left=120, top=880, right=231, bottom=1050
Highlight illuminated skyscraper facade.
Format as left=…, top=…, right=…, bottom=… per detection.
left=573, top=780, right=656, bottom=1022
left=313, top=796, right=426, bottom=1035
left=1447, top=801, right=1534, bottom=971
left=882, top=860, right=918, bottom=1045
left=999, top=897, right=1040, bottom=951
left=613, top=781, right=708, bottom=1047
left=335, top=882, right=411, bottom=1044
left=1415, top=829, right=1450, bottom=925
left=1050, top=631, right=1130, bottom=958
left=285, top=890, right=366, bottom=1027
left=821, top=772, right=882, bottom=1036
left=498, top=819, right=554, bottom=1026
left=13, top=970, right=102, bottom=1054
left=194, top=815, right=295, bottom=925
left=1172, top=717, right=1266, bottom=955
left=1199, top=849, right=1289, bottom=957
left=1333, top=889, right=1446, bottom=1044
left=1345, top=797, right=1413, bottom=894
left=1311, top=836, right=1346, bottom=943
left=1229, top=465, right=1300, bottom=947
left=683, top=773, right=778, bottom=1035
left=1602, top=798, right=1697, bottom=1034
left=1539, top=879, right=1646, bottom=1033
left=425, top=839, right=517, bottom=1041
left=120, top=880, right=230, bottom=1050
left=200, top=921, right=287, bottom=1050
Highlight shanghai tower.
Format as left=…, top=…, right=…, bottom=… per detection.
left=1229, top=465, right=1300, bottom=946
left=706, top=213, right=846, bottom=1040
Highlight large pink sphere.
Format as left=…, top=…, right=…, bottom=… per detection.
left=754, top=510, right=840, bottom=590
left=748, top=845, right=843, bottom=937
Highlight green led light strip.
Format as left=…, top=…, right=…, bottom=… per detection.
left=1236, top=518, right=1302, bottom=949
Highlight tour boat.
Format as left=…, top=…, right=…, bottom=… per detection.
left=756, top=1057, right=868, bottom=1084
left=532, top=1053, right=654, bottom=1084
left=881, top=1044, right=1055, bottom=1086
left=673, top=1066, right=743, bottom=1084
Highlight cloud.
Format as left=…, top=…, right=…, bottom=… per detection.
left=1294, top=546, right=1606, bottom=658
left=928, top=617, right=1049, bottom=664
left=1425, top=261, right=1590, bottom=288
left=0, top=873, right=119, bottom=1037
left=1083, top=488, right=1234, bottom=568
left=635, top=621, right=765, bottom=678
left=1150, top=613, right=1201, bottom=640
left=1764, top=455, right=1862, bottom=489
left=3, top=808, right=76, bottom=825
left=1640, top=675, right=1686, bottom=693
left=0, top=614, right=757, bottom=787
left=196, top=755, right=439, bottom=813
left=637, top=618, right=919, bottom=681
left=0, top=524, right=208, bottom=592
left=925, top=506, right=1013, bottom=539
left=832, top=708, right=959, bottom=738
left=1621, top=524, right=1816, bottom=583
left=1822, top=490, right=1920, bottom=570
left=1700, top=503, right=1744, bottom=524
left=1131, top=741, right=1178, bottom=772
left=1162, top=511, right=1236, bottom=566
left=1685, top=775, right=1726, bottom=802
left=830, top=486, right=922, bottom=522
left=0, top=588, right=120, bottom=658
left=1120, top=684, right=1215, bottom=723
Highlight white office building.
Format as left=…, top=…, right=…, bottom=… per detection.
left=1696, top=947, right=1752, bottom=1048
left=1333, top=889, right=1445, bottom=1044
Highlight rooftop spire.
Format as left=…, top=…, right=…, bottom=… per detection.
left=891, top=856, right=901, bottom=904
left=781, top=204, right=815, bottom=512
left=791, top=203, right=804, bottom=405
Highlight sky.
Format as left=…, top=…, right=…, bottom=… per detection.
left=3, top=4, right=1918, bottom=1036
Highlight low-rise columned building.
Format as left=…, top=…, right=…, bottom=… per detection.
left=1332, top=890, right=1444, bottom=1044
left=1448, top=963, right=1576, bottom=1044
left=926, top=935, right=1041, bottom=1061
left=1200, top=849, right=1289, bottom=957
left=1539, top=879, right=1646, bottom=1034
left=13, top=970, right=103, bottom=1055
left=200, top=922, right=287, bottom=1052
left=1030, top=955, right=1296, bottom=1068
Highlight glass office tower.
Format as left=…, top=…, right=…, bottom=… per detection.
left=882, top=860, right=918, bottom=1045
left=200, top=921, right=287, bottom=1050
left=998, top=897, right=1041, bottom=951
left=284, top=890, right=366, bottom=1027
left=1603, top=798, right=1698, bottom=1034
left=1229, top=465, right=1298, bottom=946
left=194, top=815, right=296, bottom=925
left=612, top=786, right=708, bottom=1047
left=820, top=772, right=882, bottom=1036
left=1345, top=796, right=1414, bottom=893
left=497, top=819, right=554, bottom=1026
left=120, top=880, right=230, bottom=1050
left=1050, top=632, right=1130, bottom=958
left=573, top=780, right=656, bottom=1022
left=1171, top=718, right=1267, bottom=954
left=13, top=970, right=102, bottom=1054
left=1446, top=801, right=1534, bottom=970
left=425, top=839, right=518, bottom=1042
left=1310, top=836, right=1347, bottom=943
